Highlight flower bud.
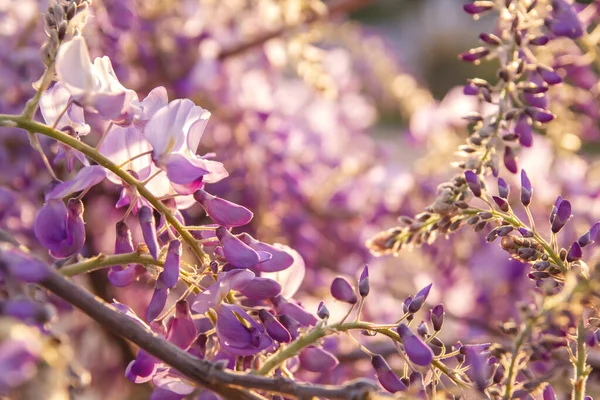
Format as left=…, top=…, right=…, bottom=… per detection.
left=138, top=206, right=159, bottom=260
left=330, top=277, right=357, bottom=304
left=193, top=189, right=253, bottom=227
left=497, top=178, right=510, bottom=199
left=397, top=324, right=433, bottom=366
left=371, top=355, right=407, bottom=393
left=408, top=283, right=432, bottom=313
left=430, top=305, right=444, bottom=331
left=146, top=283, right=169, bottom=321
left=258, top=309, right=291, bottom=343
left=317, top=301, right=330, bottom=320
left=166, top=301, right=197, bottom=350
left=520, top=170, right=532, bottom=207
left=464, top=171, right=482, bottom=197
left=566, top=241, right=582, bottom=263
left=358, top=265, right=369, bottom=297
left=551, top=199, right=571, bottom=233
left=215, top=227, right=260, bottom=269
left=298, top=347, right=339, bottom=372
left=503, top=147, right=518, bottom=174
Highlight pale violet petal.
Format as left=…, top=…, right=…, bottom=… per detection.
left=45, top=165, right=107, bottom=200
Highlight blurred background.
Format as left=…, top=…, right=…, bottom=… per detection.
left=3, top=0, right=600, bottom=398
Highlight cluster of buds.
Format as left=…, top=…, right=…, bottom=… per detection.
left=41, top=0, right=90, bottom=65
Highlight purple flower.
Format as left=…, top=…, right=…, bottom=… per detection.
left=408, top=283, right=432, bottom=313
left=515, top=114, right=533, bottom=147
left=543, top=384, right=557, bottom=400
left=520, top=170, right=533, bottom=207
left=126, top=350, right=161, bottom=383
left=271, top=296, right=318, bottom=326
left=298, top=346, right=339, bottom=372
left=537, top=66, right=562, bottom=86
left=551, top=198, right=571, bottom=233
left=0, top=332, right=43, bottom=394
left=492, top=196, right=509, bottom=212
left=139, top=206, right=159, bottom=260
left=238, top=277, right=282, bottom=300
left=463, top=1, right=493, bottom=15
left=525, top=107, right=555, bottom=123
left=330, top=277, right=358, bottom=304
left=371, top=355, right=407, bottom=393
left=215, top=304, right=273, bottom=356
left=191, top=269, right=255, bottom=314
left=2, top=299, right=53, bottom=324
left=578, top=222, right=600, bottom=247
left=147, top=283, right=169, bottom=322
left=459, top=47, right=490, bottom=62
left=45, top=165, right=107, bottom=200
left=464, top=170, right=482, bottom=197
left=193, top=189, right=253, bottom=227
left=258, top=309, right=292, bottom=343
left=503, top=147, right=518, bottom=174
left=34, top=199, right=85, bottom=259
left=0, top=245, right=50, bottom=283
left=545, top=0, right=583, bottom=39
left=359, top=265, right=369, bottom=297
left=166, top=301, right=198, bottom=350
left=397, top=324, right=434, bottom=366
left=567, top=241, right=582, bottom=262
left=430, top=304, right=444, bottom=331
left=215, top=227, right=260, bottom=269
left=497, top=178, right=510, bottom=199
left=317, top=302, right=330, bottom=319
left=160, top=240, right=181, bottom=289
left=238, top=233, right=294, bottom=272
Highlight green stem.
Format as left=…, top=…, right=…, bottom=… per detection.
left=573, top=319, right=589, bottom=400
left=503, top=320, right=533, bottom=400
left=0, top=114, right=207, bottom=266
left=60, top=252, right=163, bottom=277
left=256, top=320, right=469, bottom=387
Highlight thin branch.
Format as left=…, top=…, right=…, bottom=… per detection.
left=217, top=0, right=373, bottom=60
left=40, top=268, right=390, bottom=399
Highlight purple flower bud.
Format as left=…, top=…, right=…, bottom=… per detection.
left=359, top=265, right=369, bottom=297
left=238, top=277, right=282, bottom=300
left=525, top=107, right=555, bottom=123
left=238, top=233, right=294, bottom=272
left=464, top=170, right=482, bottom=197
left=126, top=350, right=159, bottom=383
left=417, top=321, right=429, bottom=337
left=278, top=315, right=300, bottom=340
left=567, top=241, right=582, bottom=262
left=579, top=222, right=600, bottom=247
left=503, top=147, right=518, bottom=174
left=459, top=47, right=490, bottom=63
left=464, top=346, right=489, bottom=390
left=585, top=330, right=598, bottom=347
left=430, top=305, right=444, bottom=331
left=543, top=384, right=557, bottom=400
left=529, top=35, right=550, bottom=46
left=550, top=195, right=562, bottom=223
left=402, top=296, right=412, bottom=314
left=551, top=199, right=571, bottom=233
left=479, top=32, right=501, bottom=46
left=258, top=309, right=291, bottom=343
left=317, top=302, right=330, bottom=319
left=519, top=227, right=534, bottom=238
left=515, top=114, right=533, bottom=147
left=216, top=304, right=273, bottom=356
left=139, top=206, right=159, bottom=260
left=160, top=240, right=181, bottom=289
left=166, top=301, right=198, bottom=350
left=492, top=196, right=510, bottom=212
left=397, top=324, right=434, bottom=366
left=115, top=221, right=134, bottom=254
left=545, top=0, right=583, bottom=39
left=0, top=246, right=50, bottom=283
left=408, top=283, right=432, bottom=313
left=215, top=227, right=260, bottom=269
left=108, top=265, right=145, bottom=287
left=271, top=296, right=318, bottom=326
left=34, top=198, right=85, bottom=259
left=193, top=189, right=253, bottom=227
left=498, top=178, right=510, bottom=199
left=464, top=83, right=479, bottom=96
left=371, top=355, right=407, bottom=393
left=298, top=346, right=339, bottom=372
left=146, top=283, right=169, bottom=321
left=330, top=277, right=358, bottom=304
left=520, top=170, right=533, bottom=207
left=463, top=1, right=494, bottom=15
left=2, top=299, right=54, bottom=324
left=537, top=66, right=562, bottom=85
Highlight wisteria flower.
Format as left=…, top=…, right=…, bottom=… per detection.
left=33, top=199, right=85, bottom=259
left=55, top=35, right=136, bottom=119
left=215, top=303, right=273, bottom=356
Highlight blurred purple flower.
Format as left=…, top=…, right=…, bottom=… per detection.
left=33, top=199, right=85, bottom=259
left=298, top=346, right=339, bottom=372
left=371, top=354, right=407, bottom=393
left=397, top=324, right=434, bottom=366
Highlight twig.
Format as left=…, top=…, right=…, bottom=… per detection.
left=40, top=269, right=390, bottom=399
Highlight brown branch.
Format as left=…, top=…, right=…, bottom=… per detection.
left=217, top=0, right=374, bottom=60
left=40, top=269, right=391, bottom=399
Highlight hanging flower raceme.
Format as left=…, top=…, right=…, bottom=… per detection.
left=33, top=198, right=85, bottom=259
